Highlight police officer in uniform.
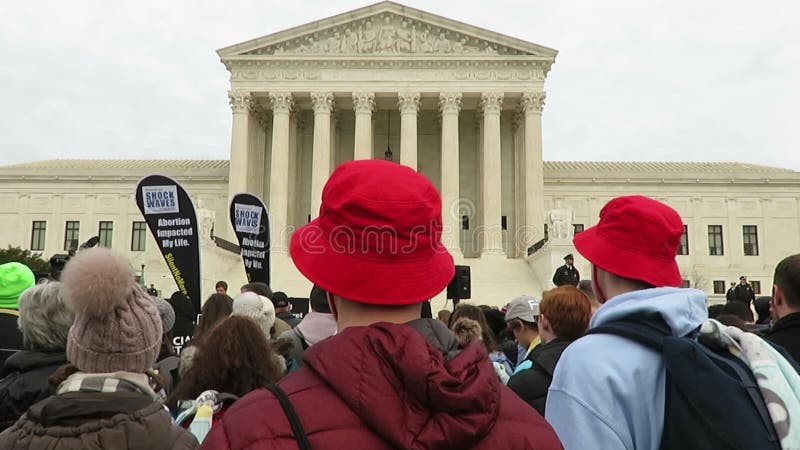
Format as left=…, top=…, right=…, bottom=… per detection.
left=552, top=254, right=580, bottom=287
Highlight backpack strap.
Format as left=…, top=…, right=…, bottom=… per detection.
left=587, top=313, right=671, bottom=352
left=265, top=384, right=312, bottom=450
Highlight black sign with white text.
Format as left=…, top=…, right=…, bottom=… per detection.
left=135, top=175, right=202, bottom=316
left=229, top=193, right=271, bottom=285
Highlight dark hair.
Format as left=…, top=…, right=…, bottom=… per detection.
left=215, top=281, right=228, bottom=290
left=774, top=254, right=800, bottom=308
left=448, top=304, right=497, bottom=352
left=479, top=306, right=506, bottom=340
left=754, top=296, right=772, bottom=324
left=241, top=282, right=272, bottom=298
left=193, top=293, right=234, bottom=342
left=716, top=314, right=747, bottom=331
left=723, top=301, right=754, bottom=323
left=707, top=304, right=726, bottom=319
left=309, top=285, right=330, bottom=313
left=168, top=316, right=283, bottom=408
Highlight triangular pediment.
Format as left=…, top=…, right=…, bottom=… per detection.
left=218, top=1, right=557, bottom=59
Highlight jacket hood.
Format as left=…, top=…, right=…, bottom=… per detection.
left=528, top=338, right=571, bottom=376
left=591, top=287, right=708, bottom=336
left=295, top=312, right=337, bottom=346
left=302, top=319, right=500, bottom=450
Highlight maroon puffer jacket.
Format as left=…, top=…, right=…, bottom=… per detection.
left=201, top=320, right=562, bottom=450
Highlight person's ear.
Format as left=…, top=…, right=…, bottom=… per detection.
left=539, top=314, right=551, bottom=333
left=327, top=292, right=339, bottom=319
left=773, top=285, right=785, bottom=307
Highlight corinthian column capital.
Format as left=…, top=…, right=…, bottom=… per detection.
left=228, top=90, right=252, bottom=114
left=352, top=92, right=375, bottom=114
left=439, top=92, right=462, bottom=114
left=397, top=91, right=421, bottom=114
left=520, top=92, right=546, bottom=114
left=311, top=92, right=334, bottom=114
left=269, top=92, right=294, bottom=114
left=480, top=91, right=504, bottom=115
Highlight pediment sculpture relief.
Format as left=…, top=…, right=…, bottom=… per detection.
left=247, top=14, right=528, bottom=56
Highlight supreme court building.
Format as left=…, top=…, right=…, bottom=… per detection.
left=2, top=2, right=800, bottom=307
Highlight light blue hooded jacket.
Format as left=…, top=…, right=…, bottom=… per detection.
left=545, top=287, right=708, bottom=450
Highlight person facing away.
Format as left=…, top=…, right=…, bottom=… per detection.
left=0, top=247, right=197, bottom=449
left=179, top=293, right=233, bottom=379
left=240, top=282, right=292, bottom=337
left=200, top=159, right=562, bottom=450
left=0, top=262, right=35, bottom=366
left=272, top=291, right=301, bottom=328
left=545, top=195, right=707, bottom=450
left=168, top=316, right=284, bottom=420
left=448, top=303, right=513, bottom=384
left=277, top=284, right=337, bottom=372
left=552, top=254, right=580, bottom=287
left=0, top=281, right=73, bottom=430
left=766, top=254, right=800, bottom=364
left=169, top=291, right=197, bottom=354
left=507, top=285, right=591, bottom=416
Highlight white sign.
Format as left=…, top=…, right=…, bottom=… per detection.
left=142, top=185, right=179, bottom=214
left=234, top=203, right=263, bottom=234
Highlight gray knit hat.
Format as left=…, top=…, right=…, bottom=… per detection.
left=152, top=296, right=176, bottom=333
left=60, top=248, right=162, bottom=373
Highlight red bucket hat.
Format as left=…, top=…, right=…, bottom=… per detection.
left=290, top=160, right=455, bottom=305
left=573, top=195, right=684, bottom=287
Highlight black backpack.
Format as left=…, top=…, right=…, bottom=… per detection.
left=589, top=315, right=782, bottom=450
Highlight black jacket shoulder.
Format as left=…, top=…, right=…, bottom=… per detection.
left=507, top=338, right=572, bottom=416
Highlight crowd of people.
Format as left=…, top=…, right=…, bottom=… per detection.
left=0, top=159, right=800, bottom=449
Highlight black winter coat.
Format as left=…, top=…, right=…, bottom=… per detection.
left=0, top=350, right=67, bottom=430
left=0, top=312, right=23, bottom=367
left=766, top=312, right=800, bottom=366
left=507, top=338, right=572, bottom=416
left=552, top=265, right=580, bottom=287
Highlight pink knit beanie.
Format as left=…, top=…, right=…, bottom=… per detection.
left=60, top=247, right=162, bottom=373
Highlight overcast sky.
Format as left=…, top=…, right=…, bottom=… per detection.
left=0, top=0, right=797, bottom=169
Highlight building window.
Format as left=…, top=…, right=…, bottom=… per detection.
left=713, top=280, right=726, bottom=294
left=743, top=225, right=759, bottom=256
left=708, top=225, right=724, bottom=256
left=64, top=221, right=80, bottom=251
left=573, top=224, right=584, bottom=235
left=131, top=221, right=147, bottom=251
left=30, top=221, right=46, bottom=251
left=678, top=225, right=689, bottom=255
left=681, top=279, right=691, bottom=288
left=544, top=224, right=549, bottom=241
left=98, top=221, right=113, bottom=247
left=501, top=215, right=507, bottom=231
left=461, top=215, right=469, bottom=230
left=751, top=280, right=761, bottom=295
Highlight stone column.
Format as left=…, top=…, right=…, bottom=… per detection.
left=353, top=92, right=375, bottom=160
left=310, top=92, right=334, bottom=219
left=439, top=92, right=463, bottom=257
left=398, top=91, right=420, bottom=169
left=268, top=92, right=293, bottom=252
left=227, top=90, right=251, bottom=204
left=520, top=92, right=546, bottom=252
left=480, top=92, right=504, bottom=255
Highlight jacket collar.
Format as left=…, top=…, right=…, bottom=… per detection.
left=772, top=311, right=800, bottom=333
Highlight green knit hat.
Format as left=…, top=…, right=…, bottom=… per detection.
left=0, top=262, right=36, bottom=309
